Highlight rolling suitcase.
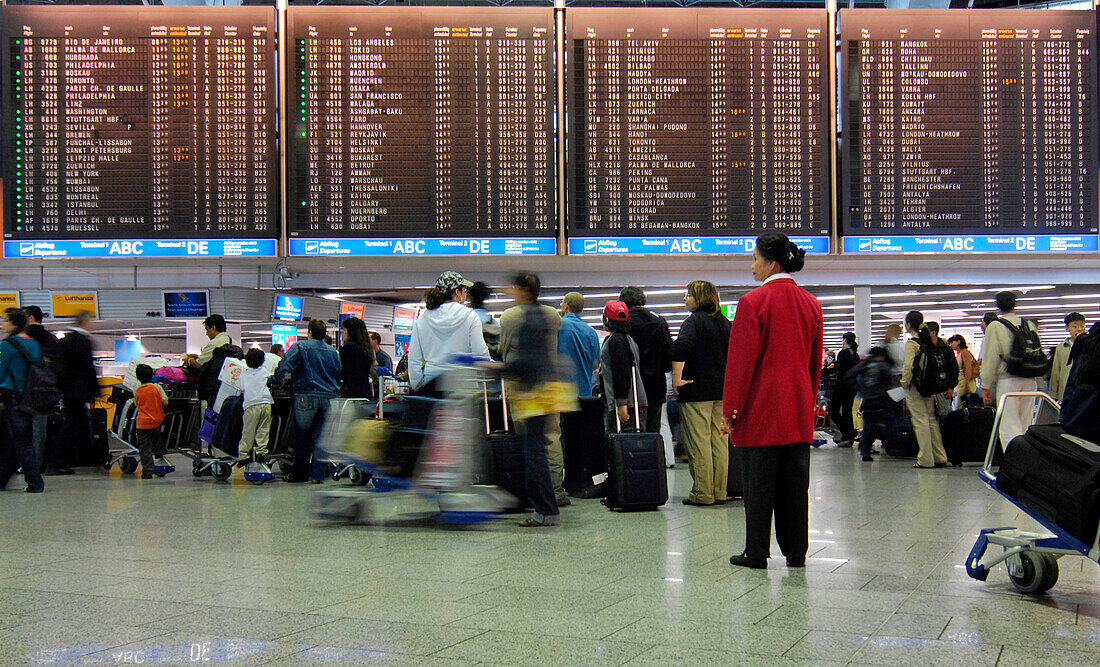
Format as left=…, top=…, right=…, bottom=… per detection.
left=883, top=416, right=919, bottom=458
left=940, top=407, right=998, bottom=466
left=997, top=424, right=1100, bottom=547
left=561, top=396, right=608, bottom=498
left=77, top=407, right=110, bottom=467
left=483, top=383, right=526, bottom=509
left=604, top=370, right=667, bottom=511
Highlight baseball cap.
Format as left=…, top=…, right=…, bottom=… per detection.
left=603, top=300, right=629, bottom=322
left=436, top=271, right=473, bottom=292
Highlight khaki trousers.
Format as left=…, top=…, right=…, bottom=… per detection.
left=680, top=400, right=728, bottom=504
left=905, top=389, right=946, bottom=467
left=546, top=416, right=566, bottom=501
left=240, top=403, right=272, bottom=457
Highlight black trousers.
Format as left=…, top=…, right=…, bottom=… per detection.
left=828, top=387, right=857, bottom=442
left=0, top=400, right=45, bottom=492
left=136, top=428, right=165, bottom=473
left=52, top=399, right=90, bottom=470
left=741, top=443, right=811, bottom=561
left=644, top=399, right=664, bottom=434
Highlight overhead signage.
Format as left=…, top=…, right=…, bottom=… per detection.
left=0, top=293, right=19, bottom=309
left=569, top=236, right=831, bottom=256
left=393, top=307, right=417, bottom=334
left=843, top=235, right=1100, bottom=254
left=271, top=324, right=299, bottom=350
left=273, top=295, right=304, bottom=321
left=163, top=291, right=209, bottom=319
left=288, top=238, right=555, bottom=257
left=6, top=240, right=277, bottom=259
left=50, top=292, right=98, bottom=319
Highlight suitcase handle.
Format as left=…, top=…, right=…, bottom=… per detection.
left=482, top=380, right=510, bottom=435
left=619, top=365, right=641, bottom=433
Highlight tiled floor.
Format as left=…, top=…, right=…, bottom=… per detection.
left=1, top=445, right=1098, bottom=666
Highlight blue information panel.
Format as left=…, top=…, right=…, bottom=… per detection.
left=163, top=291, right=209, bottom=318
left=569, top=236, right=830, bottom=256
left=5, top=239, right=276, bottom=259
left=843, top=235, right=1099, bottom=254
left=273, top=295, right=304, bottom=321
left=289, top=237, right=555, bottom=257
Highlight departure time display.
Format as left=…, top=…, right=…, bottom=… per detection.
left=285, top=6, right=556, bottom=257
left=841, top=9, right=1098, bottom=253
left=0, top=7, right=278, bottom=258
left=567, top=8, right=831, bottom=255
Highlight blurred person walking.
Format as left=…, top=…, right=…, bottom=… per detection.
left=0, top=308, right=45, bottom=492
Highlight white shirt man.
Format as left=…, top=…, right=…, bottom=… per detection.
left=980, top=293, right=1040, bottom=448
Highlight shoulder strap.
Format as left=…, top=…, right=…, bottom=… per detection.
left=7, top=337, right=34, bottom=365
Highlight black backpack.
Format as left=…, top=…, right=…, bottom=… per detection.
left=1060, top=323, right=1100, bottom=441
left=912, top=339, right=959, bottom=397
left=998, top=318, right=1048, bottom=379
left=6, top=337, right=63, bottom=415
left=198, top=342, right=245, bottom=403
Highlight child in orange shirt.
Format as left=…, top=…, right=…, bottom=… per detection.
left=134, top=364, right=169, bottom=479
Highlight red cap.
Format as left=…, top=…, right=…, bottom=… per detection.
left=603, top=300, right=629, bottom=322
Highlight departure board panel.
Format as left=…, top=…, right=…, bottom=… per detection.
left=285, top=7, right=555, bottom=257
left=842, top=9, right=1098, bottom=253
left=567, top=8, right=830, bottom=256
left=0, top=7, right=278, bottom=258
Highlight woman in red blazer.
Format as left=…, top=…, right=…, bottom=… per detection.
left=723, top=233, right=824, bottom=569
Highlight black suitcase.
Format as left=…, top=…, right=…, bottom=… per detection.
left=481, top=383, right=526, bottom=508
left=727, top=441, right=743, bottom=500
left=561, top=397, right=607, bottom=498
left=940, top=407, right=998, bottom=466
left=604, top=371, right=667, bottom=511
left=77, top=407, right=110, bottom=467
left=884, top=417, right=919, bottom=458
left=211, top=395, right=244, bottom=456
left=997, top=424, right=1100, bottom=547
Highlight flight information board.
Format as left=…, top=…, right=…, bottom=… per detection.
left=841, top=9, right=1098, bottom=253
left=0, top=6, right=278, bottom=258
left=285, top=6, right=555, bottom=257
left=567, top=8, right=831, bottom=256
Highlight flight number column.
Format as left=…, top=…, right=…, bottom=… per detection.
left=435, top=36, right=453, bottom=229
left=709, top=34, right=728, bottom=228
left=980, top=38, right=999, bottom=228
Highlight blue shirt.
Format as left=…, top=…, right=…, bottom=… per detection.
left=274, top=339, right=341, bottom=397
left=558, top=313, right=601, bottom=397
left=0, top=336, right=42, bottom=393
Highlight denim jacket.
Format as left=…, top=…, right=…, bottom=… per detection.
left=273, top=339, right=341, bottom=397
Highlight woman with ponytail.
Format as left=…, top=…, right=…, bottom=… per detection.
left=408, top=272, right=490, bottom=397
left=723, top=233, right=823, bottom=570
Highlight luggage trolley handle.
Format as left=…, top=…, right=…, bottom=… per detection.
left=482, top=380, right=511, bottom=435
left=982, top=391, right=1060, bottom=480
left=618, top=365, right=641, bottom=434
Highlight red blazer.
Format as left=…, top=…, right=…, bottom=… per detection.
left=723, top=277, right=824, bottom=448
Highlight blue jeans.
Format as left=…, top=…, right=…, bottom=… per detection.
left=1, top=401, right=45, bottom=492
left=861, top=409, right=894, bottom=458
left=293, top=394, right=334, bottom=482
left=31, top=414, right=48, bottom=473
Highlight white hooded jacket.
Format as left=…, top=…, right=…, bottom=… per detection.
left=408, top=301, right=491, bottom=390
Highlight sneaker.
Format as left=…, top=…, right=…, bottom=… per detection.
left=555, top=496, right=572, bottom=507
left=24, top=486, right=44, bottom=494
left=682, top=498, right=714, bottom=507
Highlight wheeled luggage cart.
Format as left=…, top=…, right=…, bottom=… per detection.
left=965, top=392, right=1100, bottom=594
left=312, top=356, right=510, bottom=526
left=106, top=397, right=179, bottom=477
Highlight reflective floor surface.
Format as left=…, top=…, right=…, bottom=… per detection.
left=1, top=445, right=1098, bottom=666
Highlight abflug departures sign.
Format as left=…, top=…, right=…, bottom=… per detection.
left=566, top=8, right=831, bottom=256
left=0, top=6, right=279, bottom=258
left=841, top=9, right=1099, bottom=254
left=285, top=6, right=556, bottom=257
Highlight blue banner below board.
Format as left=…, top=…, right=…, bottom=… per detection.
left=843, top=235, right=1100, bottom=254
left=288, top=238, right=556, bottom=256
left=5, top=239, right=277, bottom=258
left=568, top=236, right=831, bottom=256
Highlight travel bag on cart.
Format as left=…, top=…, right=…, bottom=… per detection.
left=483, top=383, right=526, bottom=509
left=940, top=407, right=998, bottom=466
left=210, top=395, right=244, bottom=456
left=997, top=424, right=1100, bottom=547
left=604, top=370, right=667, bottom=511
left=561, top=396, right=607, bottom=498
left=76, top=407, right=110, bottom=467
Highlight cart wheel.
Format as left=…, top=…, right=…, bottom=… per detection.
left=119, top=458, right=138, bottom=474
left=1009, top=550, right=1051, bottom=594
left=250, top=477, right=267, bottom=486
left=1039, top=554, right=1060, bottom=592
left=211, top=462, right=232, bottom=481
left=349, top=467, right=370, bottom=486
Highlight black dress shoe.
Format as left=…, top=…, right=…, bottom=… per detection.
left=682, top=498, right=713, bottom=507
left=786, top=557, right=806, bottom=568
left=729, top=552, right=768, bottom=569
left=933, top=462, right=947, bottom=468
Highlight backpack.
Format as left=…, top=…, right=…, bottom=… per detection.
left=1060, top=323, right=1100, bottom=441
left=7, top=337, right=63, bottom=415
left=998, top=318, right=1048, bottom=379
left=912, top=339, right=959, bottom=397
left=198, top=342, right=245, bottom=403
left=851, top=359, right=889, bottom=403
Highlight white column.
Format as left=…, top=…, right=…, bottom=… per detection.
left=855, top=286, right=872, bottom=357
